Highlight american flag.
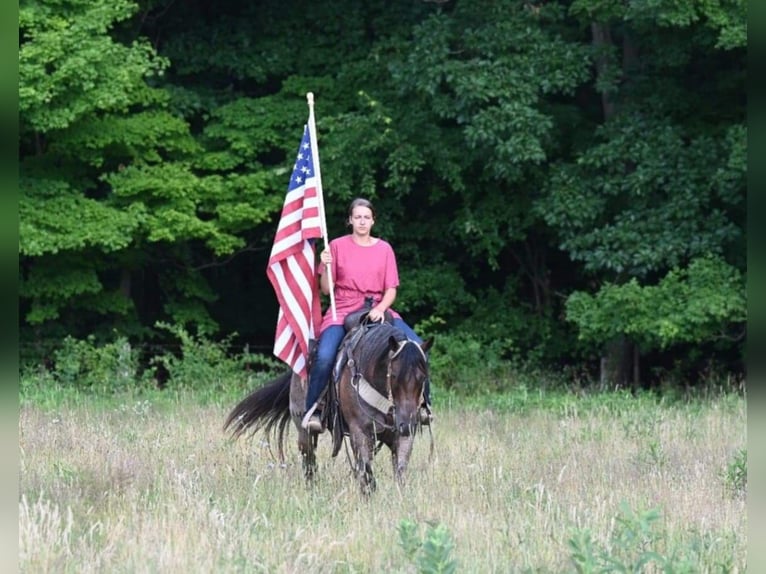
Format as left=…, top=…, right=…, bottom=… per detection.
left=266, top=125, right=324, bottom=378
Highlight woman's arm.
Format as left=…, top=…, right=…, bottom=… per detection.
left=318, top=248, right=332, bottom=295
left=318, top=266, right=331, bottom=295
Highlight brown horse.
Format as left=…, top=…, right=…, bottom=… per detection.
left=330, top=322, right=432, bottom=493
left=224, top=321, right=433, bottom=493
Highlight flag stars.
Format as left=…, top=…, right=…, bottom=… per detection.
left=287, top=126, right=315, bottom=191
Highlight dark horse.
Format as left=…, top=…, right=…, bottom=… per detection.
left=224, top=320, right=433, bottom=493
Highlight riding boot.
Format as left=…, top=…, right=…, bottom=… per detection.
left=306, top=411, right=324, bottom=433
left=302, top=399, right=325, bottom=433
left=303, top=325, right=345, bottom=433
left=302, top=377, right=328, bottom=433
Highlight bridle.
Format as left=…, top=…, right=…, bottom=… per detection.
left=348, top=338, right=427, bottom=425
left=386, top=338, right=428, bottom=408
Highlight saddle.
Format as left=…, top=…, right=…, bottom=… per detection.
left=342, top=307, right=393, bottom=331
left=335, top=301, right=393, bottom=381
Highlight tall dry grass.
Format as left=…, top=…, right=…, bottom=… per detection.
left=19, top=394, right=746, bottom=572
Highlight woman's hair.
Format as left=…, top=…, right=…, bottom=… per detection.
left=347, top=197, right=376, bottom=219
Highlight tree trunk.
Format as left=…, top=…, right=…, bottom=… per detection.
left=509, top=241, right=551, bottom=315
left=591, top=21, right=642, bottom=389
left=591, top=22, right=615, bottom=121
left=600, top=336, right=637, bottom=390
left=120, top=269, right=131, bottom=300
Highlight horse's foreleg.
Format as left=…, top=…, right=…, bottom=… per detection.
left=351, top=428, right=376, bottom=495
left=392, top=435, right=415, bottom=485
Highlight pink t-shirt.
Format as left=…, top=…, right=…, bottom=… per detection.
left=318, top=235, right=401, bottom=333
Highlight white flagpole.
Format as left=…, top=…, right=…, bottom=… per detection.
left=306, top=92, right=337, bottom=320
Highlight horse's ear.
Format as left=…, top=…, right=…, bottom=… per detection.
left=389, top=336, right=400, bottom=353
left=420, top=337, right=434, bottom=354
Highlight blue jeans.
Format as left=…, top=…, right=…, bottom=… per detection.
left=305, top=318, right=431, bottom=409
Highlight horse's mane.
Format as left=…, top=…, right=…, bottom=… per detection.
left=355, top=323, right=427, bottom=384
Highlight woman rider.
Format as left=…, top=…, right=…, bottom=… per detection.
left=303, top=197, right=432, bottom=432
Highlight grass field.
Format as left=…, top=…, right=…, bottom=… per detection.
left=19, top=386, right=746, bottom=572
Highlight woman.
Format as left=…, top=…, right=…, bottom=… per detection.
left=303, top=197, right=432, bottom=432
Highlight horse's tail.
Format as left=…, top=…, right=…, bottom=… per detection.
left=224, top=370, right=293, bottom=455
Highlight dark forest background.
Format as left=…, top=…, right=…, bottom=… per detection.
left=19, top=0, right=747, bottom=390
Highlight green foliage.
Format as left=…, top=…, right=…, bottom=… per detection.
left=150, top=322, right=281, bottom=394
left=20, top=325, right=285, bottom=404
left=455, top=285, right=581, bottom=366
left=159, top=1, right=382, bottom=82
left=20, top=186, right=145, bottom=256
left=44, top=334, right=150, bottom=393
left=721, top=448, right=746, bottom=497
left=18, top=0, right=746, bottom=384
left=383, top=0, right=592, bottom=269
left=569, top=0, right=746, bottom=50
left=19, top=0, right=291, bottom=339
left=398, top=519, right=458, bottom=574
left=397, top=264, right=475, bottom=321
left=566, top=255, right=746, bottom=350
left=21, top=264, right=103, bottom=323
left=534, top=0, right=745, bottom=376
left=540, top=119, right=744, bottom=278
left=53, top=111, right=200, bottom=168
left=426, top=330, right=512, bottom=394
left=568, top=502, right=698, bottom=573
left=320, top=92, right=404, bottom=202
left=19, top=0, right=168, bottom=132
left=200, top=95, right=307, bottom=165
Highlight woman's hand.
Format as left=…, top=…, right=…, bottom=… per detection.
left=319, top=249, right=332, bottom=265
left=368, top=307, right=386, bottom=322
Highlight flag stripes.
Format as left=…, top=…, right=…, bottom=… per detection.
left=266, top=125, right=323, bottom=378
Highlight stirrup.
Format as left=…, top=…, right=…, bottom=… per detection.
left=301, top=403, right=325, bottom=433
left=306, top=413, right=324, bottom=433
left=419, top=406, right=433, bottom=426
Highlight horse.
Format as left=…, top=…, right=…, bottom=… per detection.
left=332, top=321, right=433, bottom=493
left=224, top=318, right=433, bottom=493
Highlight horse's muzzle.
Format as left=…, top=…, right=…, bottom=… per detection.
left=393, top=407, right=418, bottom=436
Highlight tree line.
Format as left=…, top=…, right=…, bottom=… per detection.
left=19, top=0, right=746, bottom=387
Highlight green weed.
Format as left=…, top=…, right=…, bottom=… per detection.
left=722, top=448, right=746, bottom=497
left=568, top=502, right=703, bottom=573
left=398, top=519, right=458, bottom=574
